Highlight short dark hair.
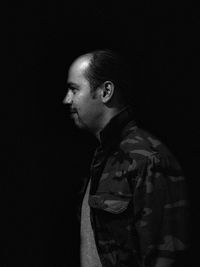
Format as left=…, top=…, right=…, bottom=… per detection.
left=84, top=49, right=134, bottom=104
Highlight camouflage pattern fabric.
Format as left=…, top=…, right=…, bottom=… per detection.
left=81, top=106, right=189, bottom=267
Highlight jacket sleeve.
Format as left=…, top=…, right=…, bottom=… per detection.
left=133, top=153, right=189, bottom=266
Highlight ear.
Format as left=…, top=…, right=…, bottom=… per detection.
left=100, top=81, right=115, bottom=103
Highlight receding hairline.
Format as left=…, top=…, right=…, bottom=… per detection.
left=71, top=49, right=118, bottom=67
left=72, top=53, right=93, bottom=66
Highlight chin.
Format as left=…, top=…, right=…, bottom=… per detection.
left=74, top=119, right=85, bottom=129
left=72, top=115, right=90, bottom=131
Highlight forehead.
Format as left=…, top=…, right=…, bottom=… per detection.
left=67, top=55, right=91, bottom=83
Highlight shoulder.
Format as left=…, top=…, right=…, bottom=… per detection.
left=119, top=124, right=182, bottom=173
left=120, top=125, right=161, bottom=159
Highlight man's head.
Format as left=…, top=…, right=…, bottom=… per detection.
left=63, top=49, right=132, bottom=135
left=83, top=50, right=131, bottom=102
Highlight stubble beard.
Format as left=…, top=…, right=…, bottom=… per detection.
left=71, top=112, right=88, bottom=130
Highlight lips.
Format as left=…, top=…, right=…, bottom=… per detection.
left=70, top=108, right=77, bottom=114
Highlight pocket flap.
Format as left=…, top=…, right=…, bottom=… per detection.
left=89, top=194, right=131, bottom=214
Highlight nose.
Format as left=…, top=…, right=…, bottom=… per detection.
left=63, top=90, right=73, bottom=105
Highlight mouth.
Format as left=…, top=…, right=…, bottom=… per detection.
left=70, top=108, right=77, bottom=114
left=70, top=110, right=78, bottom=118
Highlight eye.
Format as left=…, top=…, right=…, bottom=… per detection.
left=72, top=88, right=78, bottom=94
left=69, top=86, right=78, bottom=92
left=67, top=88, right=76, bottom=96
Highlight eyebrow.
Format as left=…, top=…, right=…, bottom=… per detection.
left=66, top=82, right=79, bottom=89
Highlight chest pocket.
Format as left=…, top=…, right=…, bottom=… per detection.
left=89, top=147, right=137, bottom=213
left=88, top=172, right=134, bottom=214
left=89, top=194, right=131, bottom=214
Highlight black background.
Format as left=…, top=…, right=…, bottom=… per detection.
left=4, top=1, right=200, bottom=266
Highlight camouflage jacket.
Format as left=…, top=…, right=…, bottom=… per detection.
left=81, top=106, right=188, bottom=267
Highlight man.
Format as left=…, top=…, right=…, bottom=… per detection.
left=63, top=50, right=188, bottom=267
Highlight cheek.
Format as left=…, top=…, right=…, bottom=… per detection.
left=76, top=93, right=91, bottom=108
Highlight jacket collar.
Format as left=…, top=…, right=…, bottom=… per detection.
left=99, top=105, right=135, bottom=148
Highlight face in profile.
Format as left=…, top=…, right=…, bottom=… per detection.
left=63, top=55, right=103, bottom=133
